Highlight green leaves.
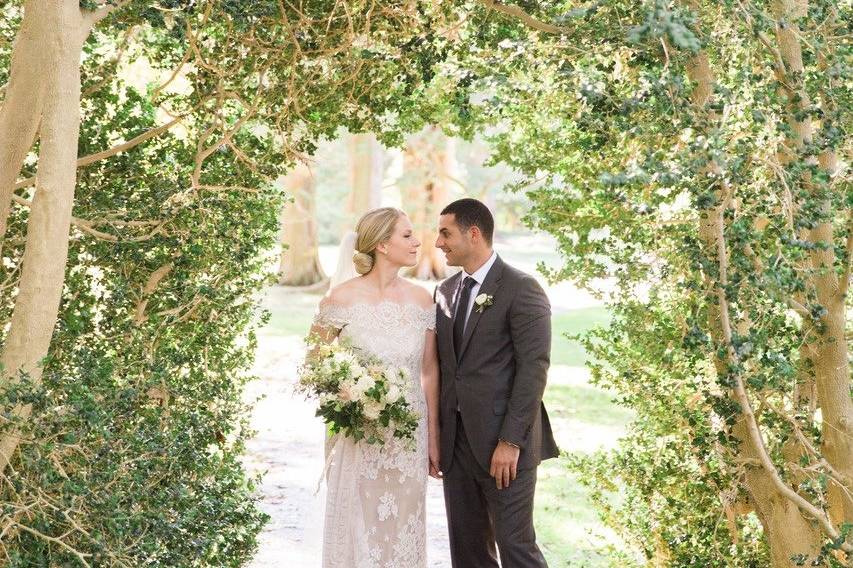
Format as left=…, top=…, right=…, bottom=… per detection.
left=433, top=0, right=850, bottom=563
left=628, top=1, right=701, bottom=52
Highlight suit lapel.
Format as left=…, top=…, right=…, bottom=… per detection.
left=457, top=256, right=504, bottom=363
left=441, top=272, right=463, bottom=363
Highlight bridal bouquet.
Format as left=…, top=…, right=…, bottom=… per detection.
left=298, top=339, right=419, bottom=446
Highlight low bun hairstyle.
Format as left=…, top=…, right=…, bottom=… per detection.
left=352, top=251, right=375, bottom=275
left=352, top=207, right=405, bottom=275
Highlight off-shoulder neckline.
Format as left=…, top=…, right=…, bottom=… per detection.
left=321, top=299, right=435, bottom=314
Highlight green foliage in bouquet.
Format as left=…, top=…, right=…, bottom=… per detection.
left=299, top=340, right=419, bottom=447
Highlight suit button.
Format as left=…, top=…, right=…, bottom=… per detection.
left=455, top=375, right=461, bottom=381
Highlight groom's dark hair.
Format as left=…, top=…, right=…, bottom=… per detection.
left=441, top=198, right=494, bottom=245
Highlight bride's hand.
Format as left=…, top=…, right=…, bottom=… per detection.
left=428, top=434, right=442, bottom=479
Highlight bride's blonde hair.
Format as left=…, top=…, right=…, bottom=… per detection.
left=353, top=207, right=405, bottom=275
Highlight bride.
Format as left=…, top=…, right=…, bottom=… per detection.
left=309, top=207, right=440, bottom=567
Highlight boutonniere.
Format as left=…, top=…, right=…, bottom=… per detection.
left=474, top=293, right=494, bottom=313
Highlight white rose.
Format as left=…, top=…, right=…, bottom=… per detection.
left=363, top=399, right=383, bottom=421
left=356, top=374, right=375, bottom=394
left=332, top=351, right=356, bottom=366
left=350, top=364, right=365, bottom=379
left=386, top=384, right=402, bottom=403
left=475, top=293, right=489, bottom=304
left=385, top=367, right=404, bottom=386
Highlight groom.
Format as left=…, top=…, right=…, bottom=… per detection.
left=434, top=198, right=559, bottom=567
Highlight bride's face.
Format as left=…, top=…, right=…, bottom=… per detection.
left=378, top=214, right=420, bottom=268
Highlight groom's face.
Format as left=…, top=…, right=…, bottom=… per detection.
left=435, top=213, right=471, bottom=267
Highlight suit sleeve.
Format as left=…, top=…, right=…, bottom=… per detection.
left=499, top=275, right=551, bottom=448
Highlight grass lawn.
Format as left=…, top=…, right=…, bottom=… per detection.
left=260, top=290, right=321, bottom=337
left=545, top=381, right=633, bottom=430
left=537, top=460, right=616, bottom=568
left=537, top=369, right=631, bottom=568
left=551, top=306, right=611, bottom=367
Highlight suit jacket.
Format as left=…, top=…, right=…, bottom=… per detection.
left=435, top=255, right=560, bottom=473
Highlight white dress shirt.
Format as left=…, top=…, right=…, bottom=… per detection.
left=456, top=250, right=498, bottom=329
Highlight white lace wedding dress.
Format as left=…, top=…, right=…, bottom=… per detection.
left=314, top=299, right=436, bottom=568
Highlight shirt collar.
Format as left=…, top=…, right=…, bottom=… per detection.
left=462, top=251, right=498, bottom=285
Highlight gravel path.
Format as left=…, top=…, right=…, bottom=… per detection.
left=243, top=335, right=452, bottom=567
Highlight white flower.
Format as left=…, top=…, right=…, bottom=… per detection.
left=385, top=367, right=400, bottom=383
left=363, top=399, right=383, bottom=421
left=332, top=351, right=355, bottom=366
left=350, top=364, right=365, bottom=379
left=587, top=226, right=611, bottom=242
left=474, top=293, right=494, bottom=313
left=356, top=374, right=375, bottom=394
left=386, top=384, right=402, bottom=403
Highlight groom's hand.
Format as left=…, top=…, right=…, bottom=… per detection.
left=429, top=437, right=442, bottom=479
left=490, top=441, right=520, bottom=490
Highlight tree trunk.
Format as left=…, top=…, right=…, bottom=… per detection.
left=399, top=127, right=454, bottom=280
left=770, top=0, right=853, bottom=527
left=0, top=0, right=50, bottom=240
left=0, top=0, right=91, bottom=472
left=698, top=206, right=823, bottom=566
left=686, top=47, right=824, bottom=564
left=347, top=132, right=383, bottom=223
left=278, top=162, right=326, bottom=286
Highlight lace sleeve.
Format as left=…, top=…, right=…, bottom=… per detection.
left=423, top=306, right=436, bottom=331
left=313, top=300, right=349, bottom=332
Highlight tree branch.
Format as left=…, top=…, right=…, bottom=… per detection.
left=134, top=262, right=175, bottom=325
left=477, top=0, right=573, bottom=35
left=82, top=25, right=138, bottom=97
left=85, top=0, right=132, bottom=26
left=13, top=116, right=185, bottom=190
left=11, top=522, right=92, bottom=567
left=10, top=193, right=167, bottom=242
left=712, top=210, right=853, bottom=554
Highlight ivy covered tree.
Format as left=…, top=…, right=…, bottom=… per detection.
left=445, top=0, right=851, bottom=565
left=0, top=1, right=454, bottom=564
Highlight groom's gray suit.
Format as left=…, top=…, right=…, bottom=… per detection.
left=435, top=254, right=559, bottom=568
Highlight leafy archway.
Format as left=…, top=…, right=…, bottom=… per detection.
left=0, top=1, right=849, bottom=566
